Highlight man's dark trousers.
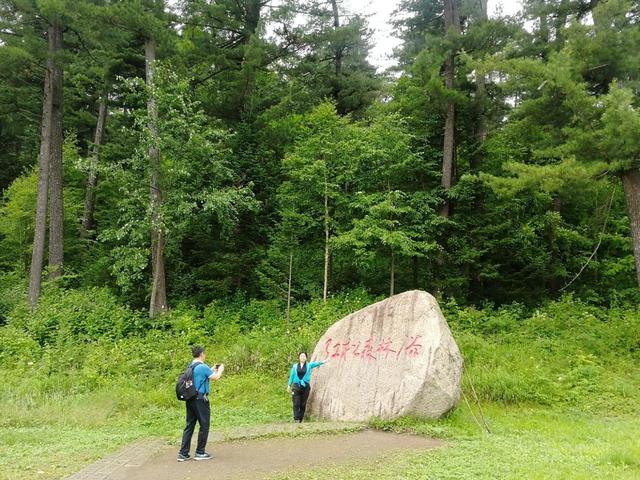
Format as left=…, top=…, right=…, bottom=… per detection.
left=179, top=394, right=210, bottom=455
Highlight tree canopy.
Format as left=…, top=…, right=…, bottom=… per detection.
left=1, top=0, right=639, bottom=315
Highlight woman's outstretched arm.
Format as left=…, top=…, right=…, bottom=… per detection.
left=309, top=358, right=330, bottom=369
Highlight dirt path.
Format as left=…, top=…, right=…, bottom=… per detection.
left=126, top=430, right=440, bottom=480
left=67, top=427, right=442, bottom=480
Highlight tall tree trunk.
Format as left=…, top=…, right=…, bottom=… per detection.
left=478, top=0, right=487, bottom=18
left=621, top=169, right=640, bottom=288
left=81, top=99, right=107, bottom=237
left=146, top=37, right=168, bottom=316
left=553, top=0, right=571, bottom=46
left=323, top=172, right=330, bottom=302
left=47, top=20, right=64, bottom=280
left=286, top=249, right=293, bottom=324
left=239, top=0, right=262, bottom=118
left=243, top=0, right=261, bottom=39
left=28, top=32, right=55, bottom=308
left=471, top=0, right=488, bottom=172
left=390, top=250, right=395, bottom=297
left=330, top=0, right=342, bottom=78
left=330, top=0, right=344, bottom=110
left=440, top=0, right=460, bottom=218
left=536, top=0, right=550, bottom=55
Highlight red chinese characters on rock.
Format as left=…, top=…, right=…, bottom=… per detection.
left=376, top=337, right=396, bottom=359
left=402, top=335, right=423, bottom=358
left=323, top=335, right=423, bottom=362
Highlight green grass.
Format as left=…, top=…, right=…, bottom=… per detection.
left=2, top=377, right=639, bottom=480
left=0, top=373, right=290, bottom=480
left=1, top=293, right=640, bottom=479
left=270, top=405, right=640, bottom=480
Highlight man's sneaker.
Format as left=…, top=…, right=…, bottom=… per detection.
left=177, top=453, right=190, bottom=462
left=194, top=452, right=212, bottom=461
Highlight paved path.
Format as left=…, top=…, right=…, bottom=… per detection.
left=65, top=423, right=442, bottom=480
left=64, top=438, right=167, bottom=480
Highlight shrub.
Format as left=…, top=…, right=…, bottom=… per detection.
left=7, top=287, right=147, bottom=345
left=0, top=287, right=638, bottom=413
left=0, top=272, right=25, bottom=325
left=0, top=325, right=41, bottom=365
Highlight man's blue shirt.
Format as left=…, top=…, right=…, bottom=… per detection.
left=192, top=362, right=213, bottom=394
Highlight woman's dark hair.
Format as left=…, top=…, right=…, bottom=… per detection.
left=298, top=351, right=308, bottom=362
left=192, top=346, right=205, bottom=358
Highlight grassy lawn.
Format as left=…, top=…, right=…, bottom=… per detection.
left=271, top=405, right=640, bottom=480
left=1, top=296, right=639, bottom=479
left=0, top=373, right=290, bottom=480
left=1, top=373, right=639, bottom=480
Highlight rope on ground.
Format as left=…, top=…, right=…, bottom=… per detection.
left=462, top=370, right=491, bottom=434
left=561, top=185, right=616, bottom=291
left=461, top=390, right=485, bottom=432
left=466, top=370, right=491, bottom=433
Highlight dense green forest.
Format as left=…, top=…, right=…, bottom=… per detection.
left=1, top=3, right=640, bottom=479
left=1, top=0, right=639, bottom=316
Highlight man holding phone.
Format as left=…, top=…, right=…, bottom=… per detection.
left=177, top=346, right=224, bottom=462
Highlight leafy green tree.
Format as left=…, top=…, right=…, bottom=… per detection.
left=336, top=190, right=437, bottom=296
left=1, top=0, right=85, bottom=304
left=274, top=103, right=358, bottom=301
left=484, top=0, right=640, bottom=290
left=101, top=65, right=256, bottom=310
left=334, top=114, right=439, bottom=296
left=0, top=173, right=37, bottom=273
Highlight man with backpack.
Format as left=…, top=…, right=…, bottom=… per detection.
left=177, top=346, right=224, bottom=462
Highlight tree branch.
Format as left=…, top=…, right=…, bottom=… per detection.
left=560, top=184, right=616, bottom=291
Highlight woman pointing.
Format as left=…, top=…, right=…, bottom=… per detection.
left=287, top=352, right=328, bottom=422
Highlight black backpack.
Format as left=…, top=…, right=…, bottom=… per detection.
left=175, top=362, right=201, bottom=401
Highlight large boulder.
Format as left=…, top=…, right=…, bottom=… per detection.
left=308, top=290, right=463, bottom=421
